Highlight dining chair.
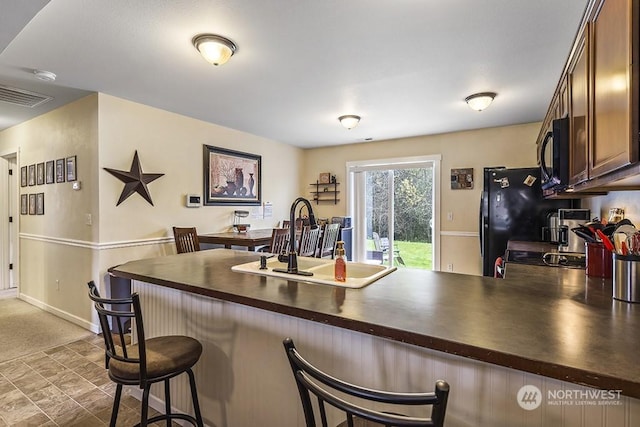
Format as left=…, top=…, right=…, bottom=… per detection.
left=283, top=338, right=450, bottom=427
left=267, top=227, right=291, bottom=255
left=87, top=281, right=204, bottom=426
left=173, top=226, right=201, bottom=253
left=298, top=225, right=322, bottom=257
left=317, top=223, right=341, bottom=258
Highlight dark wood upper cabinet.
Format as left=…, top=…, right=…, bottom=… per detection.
left=590, top=0, right=635, bottom=178
left=539, top=0, right=640, bottom=195
left=569, top=27, right=590, bottom=185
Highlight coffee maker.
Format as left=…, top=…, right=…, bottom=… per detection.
left=558, top=208, right=591, bottom=253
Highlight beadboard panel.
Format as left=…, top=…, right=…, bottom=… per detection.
left=133, top=281, right=640, bottom=427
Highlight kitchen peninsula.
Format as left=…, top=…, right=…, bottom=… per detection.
left=109, top=249, right=640, bottom=427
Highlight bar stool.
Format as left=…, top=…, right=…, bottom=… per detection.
left=87, top=281, right=204, bottom=426
left=283, top=338, right=449, bottom=427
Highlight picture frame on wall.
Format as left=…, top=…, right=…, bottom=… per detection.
left=45, top=160, right=55, bottom=184
left=20, top=166, right=27, bottom=187
left=203, top=145, right=261, bottom=206
left=66, top=155, right=77, bottom=182
left=36, top=162, right=45, bottom=185
left=20, top=194, right=27, bottom=215
left=55, top=158, right=65, bottom=183
left=28, top=194, right=36, bottom=215
left=36, top=193, right=44, bottom=215
left=28, top=164, right=36, bottom=186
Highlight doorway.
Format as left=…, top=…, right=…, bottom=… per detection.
left=0, top=154, right=18, bottom=290
left=346, top=155, right=441, bottom=270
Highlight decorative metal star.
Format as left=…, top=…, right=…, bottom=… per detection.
left=103, top=151, right=164, bottom=206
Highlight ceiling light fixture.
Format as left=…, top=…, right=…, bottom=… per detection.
left=33, top=70, right=56, bottom=82
left=465, top=92, right=497, bottom=111
left=338, top=115, right=361, bottom=130
left=192, top=34, right=237, bottom=66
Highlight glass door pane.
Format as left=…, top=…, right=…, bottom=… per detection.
left=363, top=167, right=433, bottom=269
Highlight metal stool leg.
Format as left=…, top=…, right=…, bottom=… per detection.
left=187, top=369, right=204, bottom=427
left=109, top=384, right=123, bottom=427
left=164, top=379, right=172, bottom=427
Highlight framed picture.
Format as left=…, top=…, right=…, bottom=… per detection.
left=28, top=164, right=36, bottom=186
left=66, top=155, right=77, bottom=182
left=319, top=172, right=331, bottom=184
left=203, top=145, right=261, bottom=206
left=45, top=160, right=55, bottom=184
left=36, top=193, right=44, bottom=215
left=20, top=166, right=27, bottom=187
left=20, top=194, right=27, bottom=215
left=55, top=158, right=65, bottom=183
left=28, top=194, right=36, bottom=215
left=36, top=162, right=45, bottom=185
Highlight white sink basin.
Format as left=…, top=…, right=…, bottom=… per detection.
left=231, top=256, right=396, bottom=288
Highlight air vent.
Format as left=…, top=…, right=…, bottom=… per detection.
left=0, top=84, right=53, bottom=108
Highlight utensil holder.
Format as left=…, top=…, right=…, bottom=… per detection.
left=586, top=242, right=612, bottom=278
left=612, top=254, right=640, bottom=302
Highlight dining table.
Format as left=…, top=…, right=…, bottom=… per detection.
left=198, top=228, right=273, bottom=251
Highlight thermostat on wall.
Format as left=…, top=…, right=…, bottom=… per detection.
left=186, top=194, right=201, bottom=208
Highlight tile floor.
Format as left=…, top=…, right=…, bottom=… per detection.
left=0, top=335, right=170, bottom=426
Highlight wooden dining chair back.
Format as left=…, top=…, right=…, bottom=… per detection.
left=173, top=226, right=201, bottom=254
left=269, top=227, right=291, bottom=255
left=283, top=338, right=449, bottom=427
left=298, top=226, right=322, bottom=257
left=317, top=223, right=341, bottom=258
left=87, top=281, right=204, bottom=427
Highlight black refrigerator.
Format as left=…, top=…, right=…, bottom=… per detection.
left=480, top=167, right=574, bottom=276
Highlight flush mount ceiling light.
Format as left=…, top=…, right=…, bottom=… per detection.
left=192, top=34, right=237, bottom=66
left=465, top=92, right=497, bottom=111
left=33, top=70, right=56, bottom=82
left=338, top=115, right=361, bottom=130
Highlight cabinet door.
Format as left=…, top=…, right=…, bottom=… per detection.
left=569, top=29, right=589, bottom=184
left=590, top=0, right=634, bottom=177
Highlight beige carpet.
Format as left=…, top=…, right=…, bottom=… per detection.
left=0, top=298, right=94, bottom=363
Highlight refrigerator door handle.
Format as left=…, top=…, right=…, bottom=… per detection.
left=479, top=193, right=484, bottom=256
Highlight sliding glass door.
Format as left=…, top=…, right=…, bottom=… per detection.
left=347, top=155, right=440, bottom=270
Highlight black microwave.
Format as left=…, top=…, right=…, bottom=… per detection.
left=540, top=117, right=569, bottom=191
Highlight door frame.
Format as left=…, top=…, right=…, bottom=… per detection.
left=0, top=152, right=19, bottom=290
left=345, top=154, right=441, bottom=270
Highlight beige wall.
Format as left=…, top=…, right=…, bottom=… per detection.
left=303, top=122, right=541, bottom=274
left=0, top=95, right=98, bottom=324
left=0, top=94, right=303, bottom=330
left=583, top=191, right=640, bottom=225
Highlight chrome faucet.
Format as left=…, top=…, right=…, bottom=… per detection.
left=273, top=197, right=317, bottom=276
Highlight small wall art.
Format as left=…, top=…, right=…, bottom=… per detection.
left=28, top=164, right=35, bottom=186
left=36, top=193, right=44, bottom=215
left=45, top=160, right=54, bottom=184
left=451, top=168, right=474, bottom=189
left=20, top=194, right=27, bottom=215
left=20, top=166, right=27, bottom=187
left=28, top=194, right=36, bottom=215
left=55, top=158, right=65, bottom=183
left=36, top=162, right=45, bottom=185
left=66, top=155, right=77, bottom=182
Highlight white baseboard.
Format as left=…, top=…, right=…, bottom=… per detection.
left=19, top=293, right=100, bottom=334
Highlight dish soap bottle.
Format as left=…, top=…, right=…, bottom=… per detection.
left=334, top=241, right=346, bottom=282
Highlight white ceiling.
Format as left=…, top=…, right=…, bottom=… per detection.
left=0, top=0, right=589, bottom=148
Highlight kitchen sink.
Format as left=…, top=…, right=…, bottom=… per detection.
left=231, top=256, right=397, bottom=288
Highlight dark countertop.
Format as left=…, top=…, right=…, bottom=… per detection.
left=109, top=249, right=640, bottom=398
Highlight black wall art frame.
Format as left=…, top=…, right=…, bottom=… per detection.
left=56, top=158, right=65, bottom=183
left=203, top=145, right=261, bottom=206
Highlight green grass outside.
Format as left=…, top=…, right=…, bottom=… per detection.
left=366, top=240, right=433, bottom=270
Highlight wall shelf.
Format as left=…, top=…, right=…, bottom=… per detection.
left=310, top=181, right=339, bottom=204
